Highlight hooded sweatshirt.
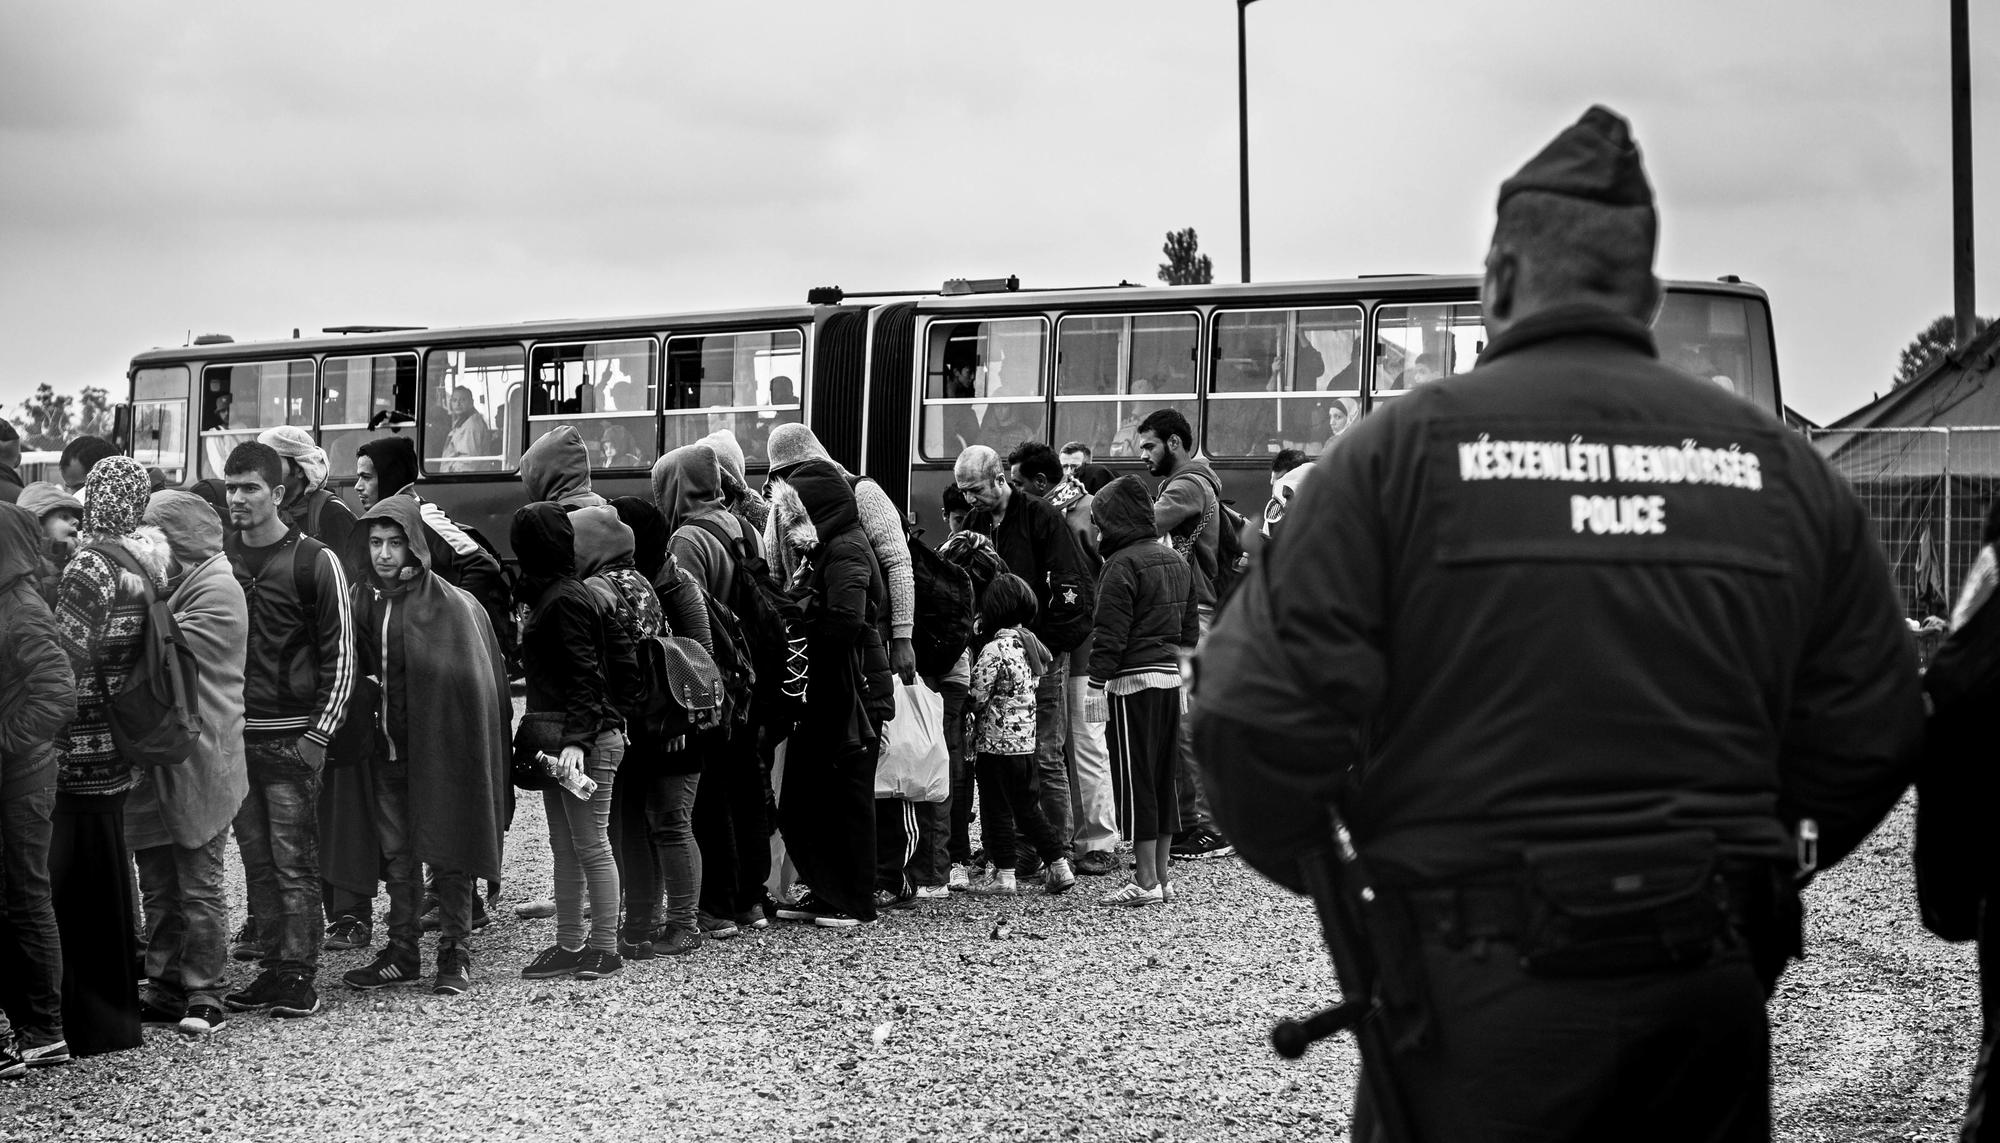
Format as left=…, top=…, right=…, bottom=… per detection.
left=1088, top=475, right=1198, bottom=695
left=1153, top=454, right=1224, bottom=610
left=766, top=423, right=915, bottom=641
left=126, top=491, right=248, bottom=849
left=0, top=501, right=75, bottom=802
left=699, top=428, right=770, bottom=534
left=609, top=495, right=711, bottom=653
left=513, top=502, right=631, bottom=750
left=777, top=461, right=893, bottom=743
left=343, top=496, right=509, bottom=883
left=522, top=426, right=607, bottom=509
left=654, top=443, right=751, bottom=602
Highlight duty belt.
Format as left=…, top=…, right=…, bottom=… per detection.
left=1400, top=865, right=1767, bottom=948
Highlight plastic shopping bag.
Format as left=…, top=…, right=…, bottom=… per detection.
left=874, top=681, right=949, bottom=803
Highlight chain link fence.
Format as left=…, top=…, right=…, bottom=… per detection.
left=1808, top=426, right=2000, bottom=619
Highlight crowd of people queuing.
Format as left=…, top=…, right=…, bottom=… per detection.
left=0, top=404, right=1250, bottom=1074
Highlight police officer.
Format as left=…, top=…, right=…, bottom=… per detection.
left=1192, top=106, right=1924, bottom=1142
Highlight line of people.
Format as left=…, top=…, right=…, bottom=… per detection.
left=0, top=411, right=1244, bottom=1072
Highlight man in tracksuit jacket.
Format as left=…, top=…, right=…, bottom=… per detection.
left=220, top=441, right=355, bottom=1020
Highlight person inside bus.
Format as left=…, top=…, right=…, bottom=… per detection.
left=598, top=426, right=642, bottom=471
left=439, top=386, right=495, bottom=471
left=0, top=419, right=23, bottom=505
left=204, top=392, right=232, bottom=433
left=939, top=358, right=982, bottom=457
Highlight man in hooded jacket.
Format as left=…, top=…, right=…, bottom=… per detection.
left=128, top=492, right=249, bottom=1036
left=0, top=500, right=76, bottom=1069
left=336, top=496, right=509, bottom=996
left=521, top=426, right=609, bottom=510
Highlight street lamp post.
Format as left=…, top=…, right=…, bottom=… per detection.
left=1238, top=0, right=1259, bottom=284
left=1951, top=0, right=1976, bottom=351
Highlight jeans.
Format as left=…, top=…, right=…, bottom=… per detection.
left=0, top=782, right=61, bottom=1039
left=372, top=753, right=473, bottom=952
left=1032, top=657, right=1074, bottom=859
left=134, top=828, right=231, bottom=1010
left=647, top=772, right=701, bottom=934
left=610, top=749, right=701, bottom=940
left=1065, top=674, right=1117, bottom=854
left=543, top=731, right=623, bottom=954
left=1174, top=609, right=1214, bottom=836
left=235, top=736, right=324, bottom=977
left=939, top=682, right=976, bottom=867
left=975, top=752, right=1063, bottom=869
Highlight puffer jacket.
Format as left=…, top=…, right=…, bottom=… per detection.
left=1089, top=475, right=1199, bottom=692
left=0, top=502, right=76, bottom=801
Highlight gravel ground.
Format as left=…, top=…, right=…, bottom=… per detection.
left=0, top=776, right=1976, bottom=1141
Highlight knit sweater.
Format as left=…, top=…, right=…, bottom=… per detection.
left=851, top=478, right=915, bottom=641
left=55, top=530, right=170, bottom=796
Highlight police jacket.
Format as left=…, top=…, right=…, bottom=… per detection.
left=1192, top=303, right=1923, bottom=889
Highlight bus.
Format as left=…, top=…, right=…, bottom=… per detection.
left=123, top=303, right=874, bottom=554
left=120, top=274, right=1780, bottom=553
left=856, top=275, right=1782, bottom=537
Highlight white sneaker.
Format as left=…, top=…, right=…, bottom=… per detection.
left=913, top=884, right=950, bottom=900
left=969, top=871, right=1018, bottom=896
left=947, top=864, right=972, bottom=892
left=1098, top=881, right=1164, bottom=908
left=1045, top=858, right=1076, bottom=895
left=1162, top=880, right=1177, bottom=903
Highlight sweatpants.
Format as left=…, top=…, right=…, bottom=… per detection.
left=1107, top=687, right=1182, bottom=842
left=875, top=797, right=919, bottom=896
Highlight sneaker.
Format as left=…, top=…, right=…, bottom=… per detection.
left=947, top=864, right=973, bottom=892
left=733, top=904, right=769, bottom=931
left=912, top=884, right=951, bottom=900
left=521, top=945, right=585, bottom=980
left=229, top=920, right=266, bottom=962
left=1162, top=880, right=1177, bottom=903
left=1170, top=829, right=1235, bottom=861
left=342, top=947, right=422, bottom=991
left=18, top=1037, right=68, bottom=1068
left=773, top=894, right=835, bottom=923
left=618, top=936, right=655, bottom=961
left=1044, top=858, right=1077, bottom=896
left=574, top=948, right=623, bottom=980
left=322, top=914, right=372, bottom=951
left=223, top=969, right=284, bottom=1012
left=268, top=973, right=320, bottom=1018
left=0, top=1043, right=24, bottom=1080
left=813, top=911, right=867, bottom=929
left=433, top=948, right=473, bottom=996
left=654, top=926, right=702, bottom=956
left=140, top=995, right=184, bottom=1028
left=1074, top=850, right=1118, bottom=877
left=969, top=871, right=1018, bottom=897
left=514, top=899, right=557, bottom=920
left=697, top=912, right=741, bottom=940
left=1099, top=881, right=1165, bottom=908
left=178, top=1004, right=228, bottom=1036
left=1016, top=855, right=1046, bottom=880
left=472, top=895, right=492, bottom=932
left=872, top=889, right=916, bottom=911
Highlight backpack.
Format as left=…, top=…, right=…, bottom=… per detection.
left=588, top=571, right=725, bottom=745
left=1171, top=469, right=1250, bottom=608
left=687, top=518, right=811, bottom=736
left=84, top=543, right=203, bottom=769
left=906, top=531, right=975, bottom=680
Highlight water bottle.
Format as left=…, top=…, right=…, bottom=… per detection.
left=537, top=751, right=598, bottom=801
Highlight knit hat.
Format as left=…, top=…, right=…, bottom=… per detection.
left=258, top=426, right=330, bottom=492
left=17, top=481, right=81, bottom=523
left=1498, top=105, right=1653, bottom=210
left=765, top=423, right=831, bottom=477
left=144, top=490, right=225, bottom=565
left=83, top=455, right=152, bottom=537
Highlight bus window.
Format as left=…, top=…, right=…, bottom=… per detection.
left=199, top=359, right=313, bottom=478
left=424, top=345, right=523, bottom=474
left=920, top=318, right=1047, bottom=460
left=320, top=353, right=417, bottom=480
left=1374, top=303, right=1484, bottom=395
left=1053, top=314, right=1197, bottom=460
left=1655, top=294, right=1777, bottom=411
left=528, top=338, right=659, bottom=473
left=663, top=329, right=804, bottom=465
left=1207, top=306, right=1364, bottom=458
left=131, top=366, right=189, bottom=483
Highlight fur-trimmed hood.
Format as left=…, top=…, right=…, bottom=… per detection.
left=761, top=479, right=820, bottom=584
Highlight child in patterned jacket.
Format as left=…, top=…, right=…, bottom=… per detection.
left=967, top=573, right=1073, bottom=896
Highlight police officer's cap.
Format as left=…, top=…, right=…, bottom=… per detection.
left=1498, top=105, right=1653, bottom=209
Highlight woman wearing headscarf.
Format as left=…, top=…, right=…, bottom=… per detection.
left=51, top=455, right=168, bottom=1058
left=512, top=503, right=632, bottom=980
left=766, top=460, right=894, bottom=928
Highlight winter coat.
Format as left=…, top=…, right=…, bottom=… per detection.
left=338, top=496, right=509, bottom=883
left=769, top=465, right=893, bottom=747
left=1154, top=455, right=1225, bottom=609
left=123, top=491, right=248, bottom=849
left=1088, top=475, right=1198, bottom=692
left=55, top=528, right=170, bottom=796
left=963, top=488, right=1095, bottom=654
left=654, top=443, right=752, bottom=601
left=971, top=627, right=1038, bottom=756
left=513, top=502, right=632, bottom=752
left=765, top=424, right=916, bottom=641
left=0, top=502, right=75, bottom=802
left=521, top=426, right=607, bottom=509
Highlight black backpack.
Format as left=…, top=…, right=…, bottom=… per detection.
left=84, top=543, right=203, bottom=769
left=687, top=518, right=810, bottom=736
left=906, top=531, right=975, bottom=680
left=1174, top=469, right=1250, bottom=609
left=587, top=573, right=725, bottom=746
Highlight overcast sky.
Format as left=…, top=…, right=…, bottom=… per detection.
left=1, top=0, right=1993, bottom=427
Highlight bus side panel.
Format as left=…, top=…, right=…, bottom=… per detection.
left=809, top=309, right=869, bottom=480
left=863, top=303, right=917, bottom=516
